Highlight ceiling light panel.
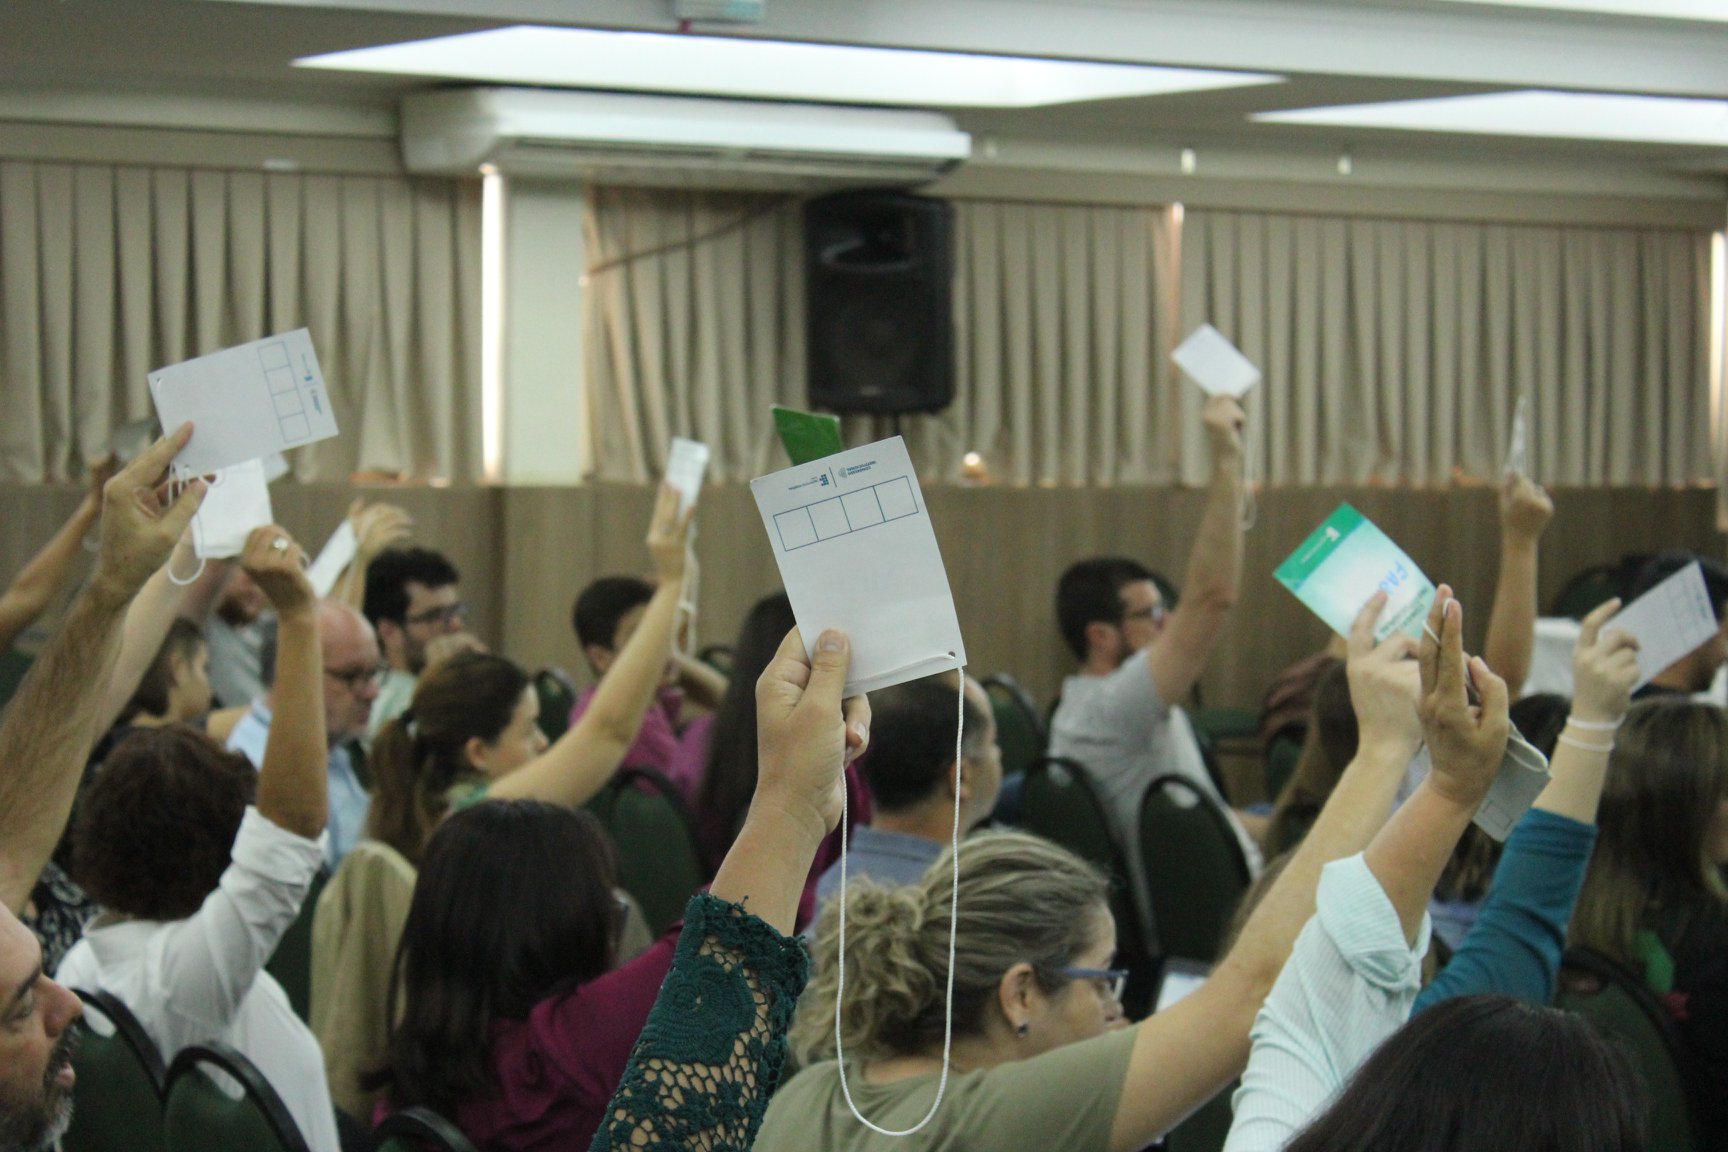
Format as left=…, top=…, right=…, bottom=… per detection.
left=1438, top=0, right=1728, bottom=21
left=1256, top=90, right=1728, bottom=147
left=297, top=26, right=1279, bottom=109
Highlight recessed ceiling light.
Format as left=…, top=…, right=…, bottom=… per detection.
left=1436, top=0, right=1728, bottom=20
left=1255, top=90, right=1728, bottom=147
left=296, top=26, right=1280, bottom=109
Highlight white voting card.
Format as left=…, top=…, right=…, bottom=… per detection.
left=306, top=520, right=359, bottom=600
left=194, top=458, right=273, bottom=560
left=149, top=329, right=338, bottom=475
left=665, top=437, right=711, bottom=516
left=261, top=453, right=291, bottom=483
left=1275, top=505, right=1435, bottom=643
left=1607, top=561, right=1719, bottom=692
left=750, top=437, right=966, bottom=697
left=1400, top=735, right=1551, bottom=843
left=1505, top=395, right=1529, bottom=479
left=1173, top=324, right=1261, bottom=397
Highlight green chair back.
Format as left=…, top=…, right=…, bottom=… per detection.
left=587, top=766, right=707, bottom=936
left=532, top=667, right=578, bottom=744
left=373, top=1106, right=480, bottom=1152
left=1138, top=774, right=1250, bottom=964
left=980, top=674, right=1046, bottom=781
left=63, top=989, right=166, bottom=1152
left=1556, top=948, right=1700, bottom=1152
left=264, top=868, right=328, bottom=1023
left=0, top=647, right=35, bottom=712
left=1019, top=756, right=1156, bottom=1017
left=697, top=644, right=735, bottom=677
left=1163, top=1084, right=1235, bottom=1152
left=163, top=1042, right=312, bottom=1152
left=1263, top=732, right=1304, bottom=804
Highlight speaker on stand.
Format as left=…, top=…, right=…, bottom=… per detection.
left=804, top=191, right=954, bottom=424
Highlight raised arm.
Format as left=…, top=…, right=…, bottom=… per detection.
left=1536, top=598, right=1637, bottom=824
left=1481, top=473, right=1552, bottom=696
left=0, top=429, right=204, bottom=912
left=1147, top=395, right=1245, bottom=706
left=95, top=536, right=229, bottom=734
left=1108, top=591, right=1422, bottom=1152
left=333, top=499, right=413, bottom=611
left=0, top=454, right=115, bottom=654
left=242, top=528, right=326, bottom=839
left=488, top=485, right=692, bottom=808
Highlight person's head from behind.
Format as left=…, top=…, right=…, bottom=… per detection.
left=385, top=800, right=619, bottom=1114
left=863, top=674, right=1000, bottom=838
left=1285, top=996, right=1644, bottom=1152
left=73, top=726, right=256, bottom=922
left=1055, top=558, right=1166, bottom=671
left=572, top=576, right=669, bottom=684
left=698, top=591, right=797, bottom=848
left=368, top=652, right=544, bottom=864
left=1574, top=698, right=1728, bottom=961
left=121, top=618, right=209, bottom=726
left=794, top=831, right=1122, bottom=1066
left=1627, top=551, right=1728, bottom=692
left=364, top=547, right=464, bottom=676
left=0, top=909, right=81, bottom=1152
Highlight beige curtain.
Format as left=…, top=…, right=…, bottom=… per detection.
left=1178, top=210, right=1714, bottom=487
left=0, top=161, right=483, bottom=483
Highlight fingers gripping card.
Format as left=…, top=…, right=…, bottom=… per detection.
left=751, top=437, right=965, bottom=697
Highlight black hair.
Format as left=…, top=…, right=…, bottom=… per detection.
left=695, top=591, right=796, bottom=871
left=1511, top=692, right=1571, bottom=760
left=863, top=676, right=991, bottom=812
left=379, top=800, right=619, bottom=1116
left=1054, top=557, right=1154, bottom=662
left=363, top=547, right=462, bottom=629
left=1285, top=996, right=1645, bottom=1152
left=1629, top=550, right=1728, bottom=621
left=572, top=575, right=656, bottom=652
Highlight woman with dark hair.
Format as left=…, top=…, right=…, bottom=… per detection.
left=1264, top=661, right=1359, bottom=857
left=57, top=525, right=340, bottom=1152
left=313, top=490, right=689, bottom=1120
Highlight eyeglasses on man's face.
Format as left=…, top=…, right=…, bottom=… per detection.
left=324, top=662, right=388, bottom=691
left=1120, top=603, right=1167, bottom=626
left=405, top=601, right=468, bottom=628
left=1057, top=965, right=1130, bottom=1002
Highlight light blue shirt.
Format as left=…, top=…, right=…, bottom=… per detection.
left=812, top=825, right=945, bottom=916
left=226, top=700, right=369, bottom=871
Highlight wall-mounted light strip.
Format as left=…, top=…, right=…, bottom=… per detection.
left=1256, top=90, right=1728, bottom=147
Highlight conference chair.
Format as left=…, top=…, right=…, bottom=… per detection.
left=162, top=1042, right=312, bottom=1152
left=1019, top=755, right=1157, bottom=1017
left=1137, top=774, right=1251, bottom=964
left=63, top=988, right=167, bottom=1152
left=587, top=765, right=707, bottom=935
left=265, top=867, right=328, bottom=1023
left=1556, top=948, right=1702, bottom=1152
left=980, top=672, right=1046, bottom=825
left=532, top=666, right=578, bottom=743
left=373, top=1107, right=480, bottom=1152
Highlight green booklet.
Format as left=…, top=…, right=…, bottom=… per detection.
left=772, top=405, right=844, bottom=465
left=1274, top=504, right=1435, bottom=642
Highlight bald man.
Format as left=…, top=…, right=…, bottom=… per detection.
left=228, top=600, right=379, bottom=868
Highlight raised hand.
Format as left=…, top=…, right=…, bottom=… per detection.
left=1201, top=394, right=1246, bottom=459
left=1417, top=587, right=1510, bottom=808
left=424, top=631, right=488, bottom=671
left=92, top=424, right=208, bottom=603
left=1571, top=599, right=1640, bottom=726
left=644, top=483, right=696, bottom=584
left=240, top=525, right=314, bottom=617
left=1346, top=591, right=1423, bottom=759
left=349, top=498, right=414, bottom=561
left=1500, top=472, right=1553, bottom=543
left=754, top=628, right=857, bottom=838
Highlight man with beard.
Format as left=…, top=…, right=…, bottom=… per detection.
left=0, top=428, right=204, bottom=1151
left=361, top=546, right=472, bottom=740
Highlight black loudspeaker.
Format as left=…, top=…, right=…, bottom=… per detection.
left=805, top=191, right=954, bottom=416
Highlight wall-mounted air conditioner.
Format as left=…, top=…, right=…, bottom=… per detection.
left=400, top=88, right=971, bottom=191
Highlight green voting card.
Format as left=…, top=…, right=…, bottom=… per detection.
left=772, top=405, right=844, bottom=465
left=1275, top=504, right=1435, bottom=642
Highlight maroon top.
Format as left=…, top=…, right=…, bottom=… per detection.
left=450, top=930, right=679, bottom=1151
left=569, top=687, right=715, bottom=808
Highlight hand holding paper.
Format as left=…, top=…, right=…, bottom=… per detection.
left=1276, top=504, right=1436, bottom=643
left=92, top=424, right=208, bottom=602
left=665, top=437, right=712, bottom=516
left=1345, top=592, right=1424, bottom=761
left=646, top=483, right=695, bottom=585
left=1173, top=324, right=1261, bottom=397
left=1499, top=472, right=1552, bottom=543
left=1417, top=589, right=1512, bottom=810
left=1603, top=560, right=1719, bottom=691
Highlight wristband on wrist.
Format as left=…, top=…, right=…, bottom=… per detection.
left=1566, top=715, right=1622, bottom=732
left=1557, top=732, right=1615, bottom=754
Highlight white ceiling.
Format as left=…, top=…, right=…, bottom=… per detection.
left=2, top=0, right=1724, bottom=212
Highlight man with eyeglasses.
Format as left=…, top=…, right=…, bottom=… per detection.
left=1048, top=395, right=1264, bottom=948
left=361, top=546, right=472, bottom=741
left=227, top=599, right=380, bottom=868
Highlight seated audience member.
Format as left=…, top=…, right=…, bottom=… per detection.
left=1624, top=550, right=1728, bottom=699
left=1264, top=662, right=1358, bottom=857
left=756, top=591, right=1436, bottom=1152
left=0, top=452, right=115, bottom=657
left=1225, top=593, right=1642, bottom=1152
left=1048, top=396, right=1263, bottom=939
left=227, top=598, right=379, bottom=869
left=363, top=545, right=469, bottom=738
left=60, top=525, right=343, bottom=1152
left=813, top=674, right=999, bottom=912
left=1570, top=694, right=1728, bottom=1141
left=0, top=430, right=200, bottom=1152
left=568, top=574, right=726, bottom=803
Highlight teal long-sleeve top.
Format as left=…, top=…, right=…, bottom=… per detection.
left=1413, top=807, right=1597, bottom=1014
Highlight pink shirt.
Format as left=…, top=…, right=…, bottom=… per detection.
left=569, top=687, right=715, bottom=807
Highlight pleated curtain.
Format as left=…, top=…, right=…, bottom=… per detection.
left=0, top=161, right=483, bottom=483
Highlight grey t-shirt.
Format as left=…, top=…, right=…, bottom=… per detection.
left=1048, top=649, right=1263, bottom=934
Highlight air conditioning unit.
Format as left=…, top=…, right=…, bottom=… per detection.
left=400, top=88, right=971, bottom=192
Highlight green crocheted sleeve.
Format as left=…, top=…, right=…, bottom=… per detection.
left=590, top=892, right=810, bottom=1152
